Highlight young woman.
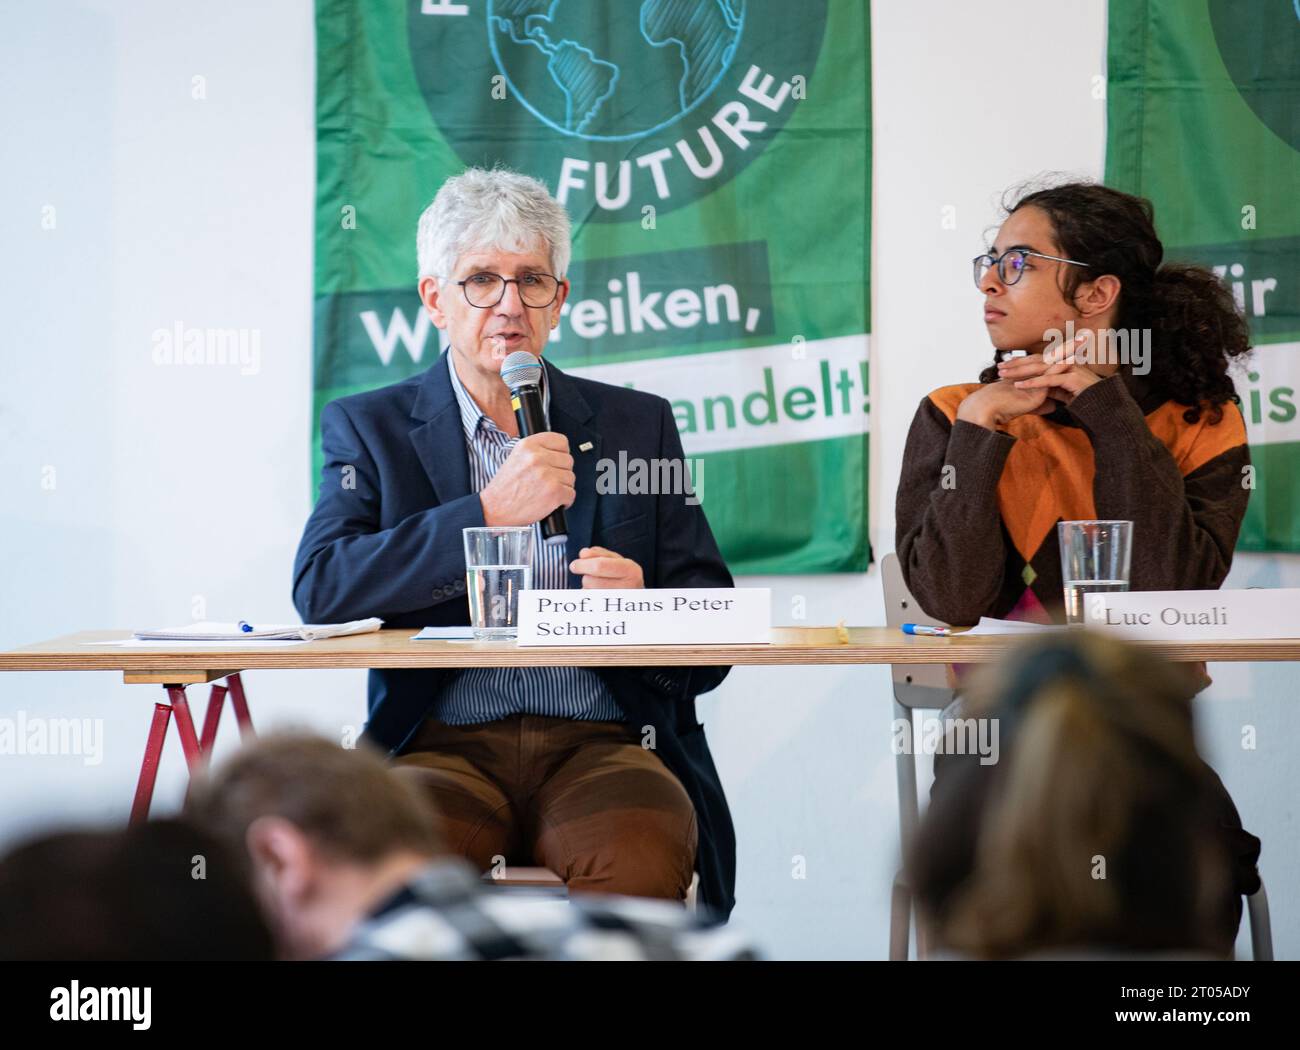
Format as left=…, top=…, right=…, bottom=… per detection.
left=894, top=180, right=1260, bottom=942
left=896, top=181, right=1252, bottom=629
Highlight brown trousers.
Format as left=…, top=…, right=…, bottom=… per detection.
left=392, top=714, right=697, bottom=902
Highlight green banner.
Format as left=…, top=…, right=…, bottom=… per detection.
left=313, top=0, right=871, bottom=573
left=1106, top=0, right=1300, bottom=550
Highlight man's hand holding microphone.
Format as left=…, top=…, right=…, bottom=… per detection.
left=479, top=432, right=576, bottom=528
left=479, top=349, right=643, bottom=590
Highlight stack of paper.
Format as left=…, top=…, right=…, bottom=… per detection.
left=132, top=618, right=383, bottom=642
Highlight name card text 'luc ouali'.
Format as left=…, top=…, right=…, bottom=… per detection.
left=1086, top=588, right=1300, bottom=640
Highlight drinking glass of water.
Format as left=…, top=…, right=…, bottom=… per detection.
left=463, top=526, right=534, bottom=640
left=1058, top=520, right=1133, bottom=626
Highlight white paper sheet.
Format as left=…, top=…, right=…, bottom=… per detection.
left=959, top=617, right=1068, bottom=636
left=412, top=626, right=478, bottom=640
left=84, top=638, right=310, bottom=648
left=131, top=618, right=382, bottom=641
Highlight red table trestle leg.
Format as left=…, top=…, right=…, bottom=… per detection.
left=130, top=674, right=257, bottom=824
left=225, top=673, right=255, bottom=737
left=198, top=683, right=227, bottom=755
left=166, top=685, right=203, bottom=774
left=179, top=683, right=228, bottom=810
left=130, top=702, right=173, bottom=826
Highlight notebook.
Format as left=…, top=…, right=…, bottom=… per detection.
left=132, top=618, right=384, bottom=642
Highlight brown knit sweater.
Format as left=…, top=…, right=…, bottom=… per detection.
left=895, top=369, right=1250, bottom=627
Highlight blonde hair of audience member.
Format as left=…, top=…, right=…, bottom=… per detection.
left=920, top=633, right=1234, bottom=958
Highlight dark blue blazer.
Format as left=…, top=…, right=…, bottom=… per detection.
left=293, top=350, right=737, bottom=917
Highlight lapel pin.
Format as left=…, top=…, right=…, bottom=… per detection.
left=578, top=441, right=593, bottom=452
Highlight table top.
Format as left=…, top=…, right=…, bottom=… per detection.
left=2, top=627, right=1299, bottom=685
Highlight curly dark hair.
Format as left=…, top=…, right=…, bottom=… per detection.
left=977, top=180, right=1252, bottom=425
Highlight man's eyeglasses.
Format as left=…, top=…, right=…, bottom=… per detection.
left=972, top=249, right=1091, bottom=289
left=453, top=271, right=562, bottom=309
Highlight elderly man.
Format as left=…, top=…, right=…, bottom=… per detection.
left=293, top=167, right=737, bottom=917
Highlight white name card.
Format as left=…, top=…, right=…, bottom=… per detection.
left=1085, top=588, right=1300, bottom=640
left=517, top=588, right=770, bottom=646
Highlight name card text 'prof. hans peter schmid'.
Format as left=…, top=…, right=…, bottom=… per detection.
left=517, top=588, right=771, bottom=646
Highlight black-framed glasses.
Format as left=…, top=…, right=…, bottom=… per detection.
left=972, top=249, right=1091, bottom=289
left=455, top=271, right=562, bottom=309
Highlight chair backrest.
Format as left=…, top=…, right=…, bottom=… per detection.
left=880, top=552, right=956, bottom=711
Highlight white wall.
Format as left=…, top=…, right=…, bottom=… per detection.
left=1, top=0, right=1295, bottom=960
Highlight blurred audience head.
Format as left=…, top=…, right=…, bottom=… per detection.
left=0, top=818, right=273, bottom=960
left=186, top=732, right=443, bottom=959
left=910, top=631, right=1235, bottom=958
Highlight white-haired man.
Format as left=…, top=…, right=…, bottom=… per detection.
left=293, top=167, right=738, bottom=917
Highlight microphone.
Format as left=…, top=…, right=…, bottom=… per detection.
left=500, top=350, right=567, bottom=545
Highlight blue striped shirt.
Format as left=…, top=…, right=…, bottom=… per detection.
left=432, top=351, right=625, bottom=726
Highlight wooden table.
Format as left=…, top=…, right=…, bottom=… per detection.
left=4, top=627, right=1300, bottom=823
left=7, top=626, right=1300, bottom=680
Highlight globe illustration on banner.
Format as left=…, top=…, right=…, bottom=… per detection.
left=487, top=0, right=746, bottom=141
left=1209, top=0, right=1300, bottom=153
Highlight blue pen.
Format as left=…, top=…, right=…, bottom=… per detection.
left=901, top=623, right=951, bottom=636
left=238, top=620, right=254, bottom=633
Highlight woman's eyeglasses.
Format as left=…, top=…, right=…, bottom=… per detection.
left=972, top=249, right=1091, bottom=289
